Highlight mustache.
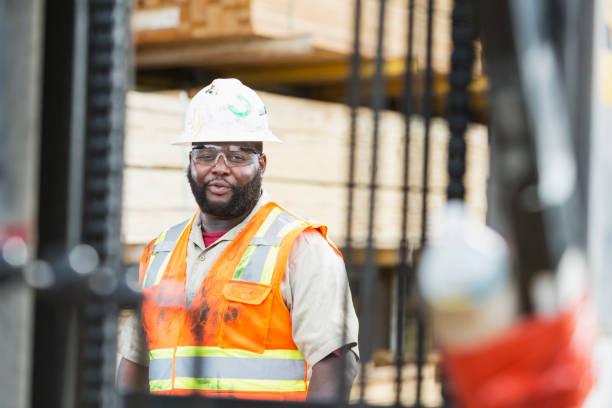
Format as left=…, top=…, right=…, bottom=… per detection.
left=203, top=178, right=235, bottom=189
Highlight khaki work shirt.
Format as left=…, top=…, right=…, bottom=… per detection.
left=118, top=191, right=359, bottom=368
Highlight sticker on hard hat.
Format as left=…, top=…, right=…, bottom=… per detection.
left=228, top=95, right=252, bottom=117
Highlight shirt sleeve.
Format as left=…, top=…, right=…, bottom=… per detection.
left=285, top=229, right=360, bottom=367
left=118, top=309, right=150, bottom=366
left=118, top=240, right=155, bottom=366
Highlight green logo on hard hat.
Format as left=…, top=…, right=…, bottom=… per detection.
left=228, top=95, right=252, bottom=117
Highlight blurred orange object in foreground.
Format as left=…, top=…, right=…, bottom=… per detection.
left=443, top=297, right=596, bottom=408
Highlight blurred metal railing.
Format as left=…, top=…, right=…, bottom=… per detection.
left=28, top=1, right=135, bottom=408
left=343, top=0, right=475, bottom=406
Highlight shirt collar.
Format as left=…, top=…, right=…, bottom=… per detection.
left=190, top=191, right=273, bottom=250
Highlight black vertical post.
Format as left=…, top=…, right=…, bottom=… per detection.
left=79, top=1, right=130, bottom=407
left=34, top=1, right=88, bottom=407
left=341, top=0, right=362, bottom=403
left=33, top=0, right=130, bottom=407
left=415, top=0, right=436, bottom=406
left=345, top=0, right=363, bottom=270
left=447, top=0, right=475, bottom=201
left=395, top=0, right=416, bottom=406
left=359, top=0, right=387, bottom=404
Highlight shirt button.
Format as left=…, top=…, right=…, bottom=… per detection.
left=198, top=254, right=205, bottom=261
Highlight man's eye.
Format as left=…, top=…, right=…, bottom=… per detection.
left=229, top=154, right=247, bottom=162
left=198, top=154, right=216, bottom=161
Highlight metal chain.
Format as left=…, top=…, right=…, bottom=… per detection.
left=446, top=0, right=476, bottom=201
left=79, top=0, right=130, bottom=407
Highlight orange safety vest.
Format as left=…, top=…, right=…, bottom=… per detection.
left=138, top=202, right=341, bottom=400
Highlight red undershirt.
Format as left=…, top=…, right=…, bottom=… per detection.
left=202, top=230, right=228, bottom=248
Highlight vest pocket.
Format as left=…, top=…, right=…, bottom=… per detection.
left=218, top=281, right=273, bottom=354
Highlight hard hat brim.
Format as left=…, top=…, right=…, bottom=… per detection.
left=172, top=130, right=282, bottom=146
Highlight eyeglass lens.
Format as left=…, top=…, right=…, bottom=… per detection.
left=192, top=145, right=259, bottom=167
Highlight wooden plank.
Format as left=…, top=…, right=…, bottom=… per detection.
left=135, top=35, right=324, bottom=68
left=132, top=6, right=182, bottom=32
left=132, top=0, right=455, bottom=73
left=124, top=91, right=190, bottom=169
left=122, top=207, right=197, bottom=247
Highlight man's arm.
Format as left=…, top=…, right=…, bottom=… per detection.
left=307, top=350, right=358, bottom=402
left=117, top=240, right=156, bottom=393
left=116, top=357, right=149, bottom=393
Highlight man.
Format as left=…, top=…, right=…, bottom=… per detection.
left=116, top=78, right=359, bottom=401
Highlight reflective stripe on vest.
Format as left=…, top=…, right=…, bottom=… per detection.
left=141, top=220, right=188, bottom=289
left=232, top=209, right=304, bottom=284
left=149, top=346, right=307, bottom=392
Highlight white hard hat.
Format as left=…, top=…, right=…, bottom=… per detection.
left=173, top=78, right=281, bottom=145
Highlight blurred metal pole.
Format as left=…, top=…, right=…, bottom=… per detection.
left=474, top=0, right=559, bottom=314
left=446, top=0, right=475, bottom=201
left=79, top=1, right=131, bottom=407
left=0, top=1, right=44, bottom=408
left=588, top=0, right=612, bottom=333
left=33, top=1, right=91, bottom=406
left=394, top=0, right=416, bottom=406
left=340, top=0, right=362, bottom=403
left=359, top=0, right=386, bottom=403
left=414, top=0, right=435, bottom=406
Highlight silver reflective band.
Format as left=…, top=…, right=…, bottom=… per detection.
left=149, top=357, right=173, bottom=381
left=174, top=356, right=306, bottom=381
left=233, top=210, right=306, bottom=284
left=148, top=347, right=308, bottom=390
left=237, top=244, right=278, bottom=283
left=142, top=220, right=188, bottom=289
left=254, top=211, right=302, bottom=246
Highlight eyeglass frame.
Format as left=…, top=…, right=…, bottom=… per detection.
left=190, top=144, right=262, bottom=168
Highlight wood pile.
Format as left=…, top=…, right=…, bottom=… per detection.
left=350, top=362, right=442, bottom=406
left=122, top=89, right=488, bottom=264
left=133, top=0, right=453, bottom=73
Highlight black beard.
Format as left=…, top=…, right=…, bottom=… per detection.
left=187, top=168, right=262, bottom=218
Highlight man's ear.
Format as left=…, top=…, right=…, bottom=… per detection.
left=259, top=153, right=267, bottom=175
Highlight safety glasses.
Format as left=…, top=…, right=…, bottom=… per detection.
left=191, top=144, right=261, bottom=168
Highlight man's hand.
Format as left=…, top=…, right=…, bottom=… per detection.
left=307, top=350, right=358, bottom=402
left=116, top=357, right=149, bottom=393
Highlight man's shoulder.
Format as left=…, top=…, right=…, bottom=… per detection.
left=291, top=228, right=342, bottom=263
left=147, top=217, right=192, bottom=250
left=294, top=228, right=328, bottom=245
left=271, top=202, right=317, bottom=224
left=140, top=216, right=192, bottom=270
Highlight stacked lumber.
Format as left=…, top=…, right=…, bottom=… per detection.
left=133, top=0, right=452, bottom=73
left=350, top=362, right=442, bottom=406
left=133, top=0, right=254, bottom=42
left=122, top=89, right=488, bottom=264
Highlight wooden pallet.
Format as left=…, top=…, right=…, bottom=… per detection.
left=133, top=0, right=453, bottom=73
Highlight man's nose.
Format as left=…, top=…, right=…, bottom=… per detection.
left=211, top=153, right=230, bottom=173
